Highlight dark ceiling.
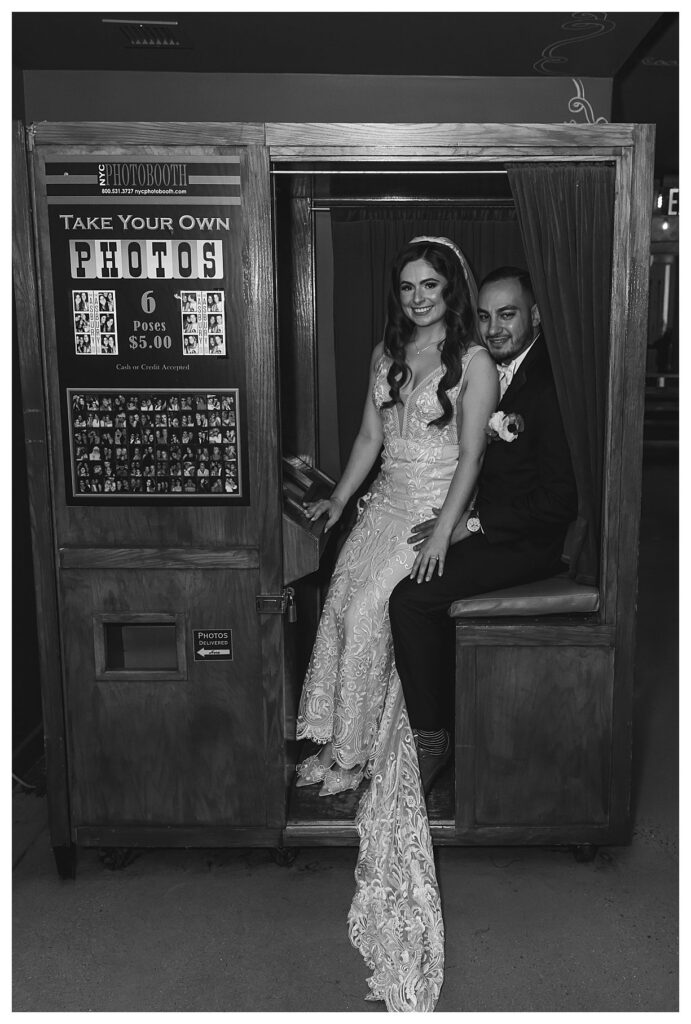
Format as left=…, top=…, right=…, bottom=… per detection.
left=12, top=11, right=679, bottom=174
left=12, top=11, right=670, bottom=76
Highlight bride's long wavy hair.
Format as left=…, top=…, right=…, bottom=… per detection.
left=381, top=239, right=478, bottom=428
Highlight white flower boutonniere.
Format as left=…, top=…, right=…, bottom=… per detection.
left=486, top=411, right=525, bottom=443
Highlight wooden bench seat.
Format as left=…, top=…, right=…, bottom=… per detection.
left=449, top=575, right=623, bottom=846
left=449, top=576, right=600, bottom=619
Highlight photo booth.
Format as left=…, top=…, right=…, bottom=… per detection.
left=13, top=121, right=653, bottom=875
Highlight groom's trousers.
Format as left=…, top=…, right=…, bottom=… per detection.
left=389, top=533, right=565, bottom=731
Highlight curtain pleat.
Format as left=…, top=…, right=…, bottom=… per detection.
left=507, top=164, right=615, bottom=584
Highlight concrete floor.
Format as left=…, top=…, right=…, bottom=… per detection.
left=12, top=452, right=678, bottom=1012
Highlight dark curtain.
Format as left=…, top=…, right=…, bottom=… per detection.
left=331, top=206, right=524, bottom=470
left=507, top=164, right=615, bottom=585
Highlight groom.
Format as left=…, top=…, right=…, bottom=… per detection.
left=389, top=266, right=578, bottom=793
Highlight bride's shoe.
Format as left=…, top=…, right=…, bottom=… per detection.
left=319, top=763, right=365, bottom=796
left=295, top=753, right=331, bottom=788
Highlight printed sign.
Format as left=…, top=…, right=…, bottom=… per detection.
left=44, top=156, right=249, bottom=505
left=193, top=629, right=233, bottom=662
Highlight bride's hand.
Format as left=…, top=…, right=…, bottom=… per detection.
left=303, top=495, right=344, bottom=531
left=409, top=528, right=450, bottom=583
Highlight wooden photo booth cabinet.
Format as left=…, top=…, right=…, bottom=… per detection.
left=13, top=122, right=653, bottom=875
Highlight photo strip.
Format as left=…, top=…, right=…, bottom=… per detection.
left=180, top=290, right=226, bottom=356
left=72, top=290, right=118, bottom=355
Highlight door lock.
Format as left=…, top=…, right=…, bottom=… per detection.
left=256, top=587, right=297, bottom=622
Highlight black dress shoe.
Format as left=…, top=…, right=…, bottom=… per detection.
left=418, top=745, right=452, bottom=796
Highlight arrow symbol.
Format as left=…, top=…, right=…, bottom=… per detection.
left=197, top=648, right=231, bottom=657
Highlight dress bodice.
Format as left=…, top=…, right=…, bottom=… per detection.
left=373, top=353, right=466, bottom=450
left=368, top=351, right=480, bottom=517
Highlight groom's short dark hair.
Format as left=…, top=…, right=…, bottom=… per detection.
left=479, top=266, right=535, bottom=306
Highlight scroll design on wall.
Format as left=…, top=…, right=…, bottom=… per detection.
left=534, top=13, right=616, bottom=74
left=642, top=57, right=678, bottom=67
left=566, top=78, right=609, bottom=125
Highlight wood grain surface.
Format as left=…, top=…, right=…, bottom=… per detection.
left=608, top=123, right=656, bottom=837
left=265, top=122, right=638, bottom=148
left=243, top=144, right=286, bottom=831
left=600, top=145, right=633, bottom=625
left=32, top=122, right=265, bottom=146
left=13, top=122, right=72, bottom=847
left=61, top=567, right=265, bottom=827
left=275, top=181, right=317, bottom=462
left=454, top=618, right=614, bottom=646
left=60, top=547, right=260, bottom=569
left=457, top=645, right=614, bottom=832
left=269, top=146, right=625, bottom=163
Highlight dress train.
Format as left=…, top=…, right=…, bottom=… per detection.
left=348, top=666, right=444, bottom=1011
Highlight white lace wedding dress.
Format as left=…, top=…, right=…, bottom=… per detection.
left=296, top=347, right=482, bottom=1011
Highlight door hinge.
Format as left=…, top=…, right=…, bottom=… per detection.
left=256, top=587, right=296, bottom=622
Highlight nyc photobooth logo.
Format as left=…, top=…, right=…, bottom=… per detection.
left=97, top=162, right=189, bottom=189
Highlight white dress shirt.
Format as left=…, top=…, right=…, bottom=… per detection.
left=498, top=336, right=539, bottom=398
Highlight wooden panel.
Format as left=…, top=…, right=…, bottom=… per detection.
left=30, top=141, right=258, bottom=549
left=609, top=124, right=656, bottom=834
left=13, top=121, right=72, bottom=849
left=93, top=611, right=187, bottom=682
left=282, top=514, right=319, bottom=585
left=60, top=546, right=259, bottom=569
left=265, top=122, right=638, bottom=148
left=243, top=144, right=286, bottom=831
left=284, top=824, right=358, bottom=845
left=283, top=820, right=619, bottom=846
left=449, top=823, right=623, bottom=846
left=30, top=130, right=286, bottom=836
left=275, top=185, right=316, bottom=462
left=32, top=122, right=265, bottom=146
left=600, top=146, right=633, bottom=625
left=76, top=825, right=282, bottom=847
left=454, top=618, right=614, bottom=646
left=457, top=646, right=614, bottom=830
left=270, top=147, right=624, bottom=164
left=283, top=823, right=459, bottom=846
left=60, top=567, right=266, bottom=827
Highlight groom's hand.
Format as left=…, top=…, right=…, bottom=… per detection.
left=409, top=508, right=472, bottom=550
left=408, top=508, right=442, bottom=551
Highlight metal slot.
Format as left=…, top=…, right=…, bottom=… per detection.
left=104, top=623, right=178, bottom=671
left=93, top=612, right=187, bottom=681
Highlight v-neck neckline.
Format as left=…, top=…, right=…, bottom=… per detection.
left=396, top=365, right=442, bottom=436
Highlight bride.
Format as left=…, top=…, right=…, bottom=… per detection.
left=295, top=236, right=498, bottom=1009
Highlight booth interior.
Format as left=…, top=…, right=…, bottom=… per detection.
left=274, top=158, right=611, bottom=843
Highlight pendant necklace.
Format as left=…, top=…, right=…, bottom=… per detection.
left=413, top=336, right=444, bottom=357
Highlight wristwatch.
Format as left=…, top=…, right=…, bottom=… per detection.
left=466, top=510, right=482, bottom=534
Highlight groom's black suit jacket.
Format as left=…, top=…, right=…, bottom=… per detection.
left=390, top=334, right=578, bottom=728
left=476, top=334, right=577, bottom=557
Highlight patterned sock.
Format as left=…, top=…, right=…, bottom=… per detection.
left=415, top=728, right=449, bottom=756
